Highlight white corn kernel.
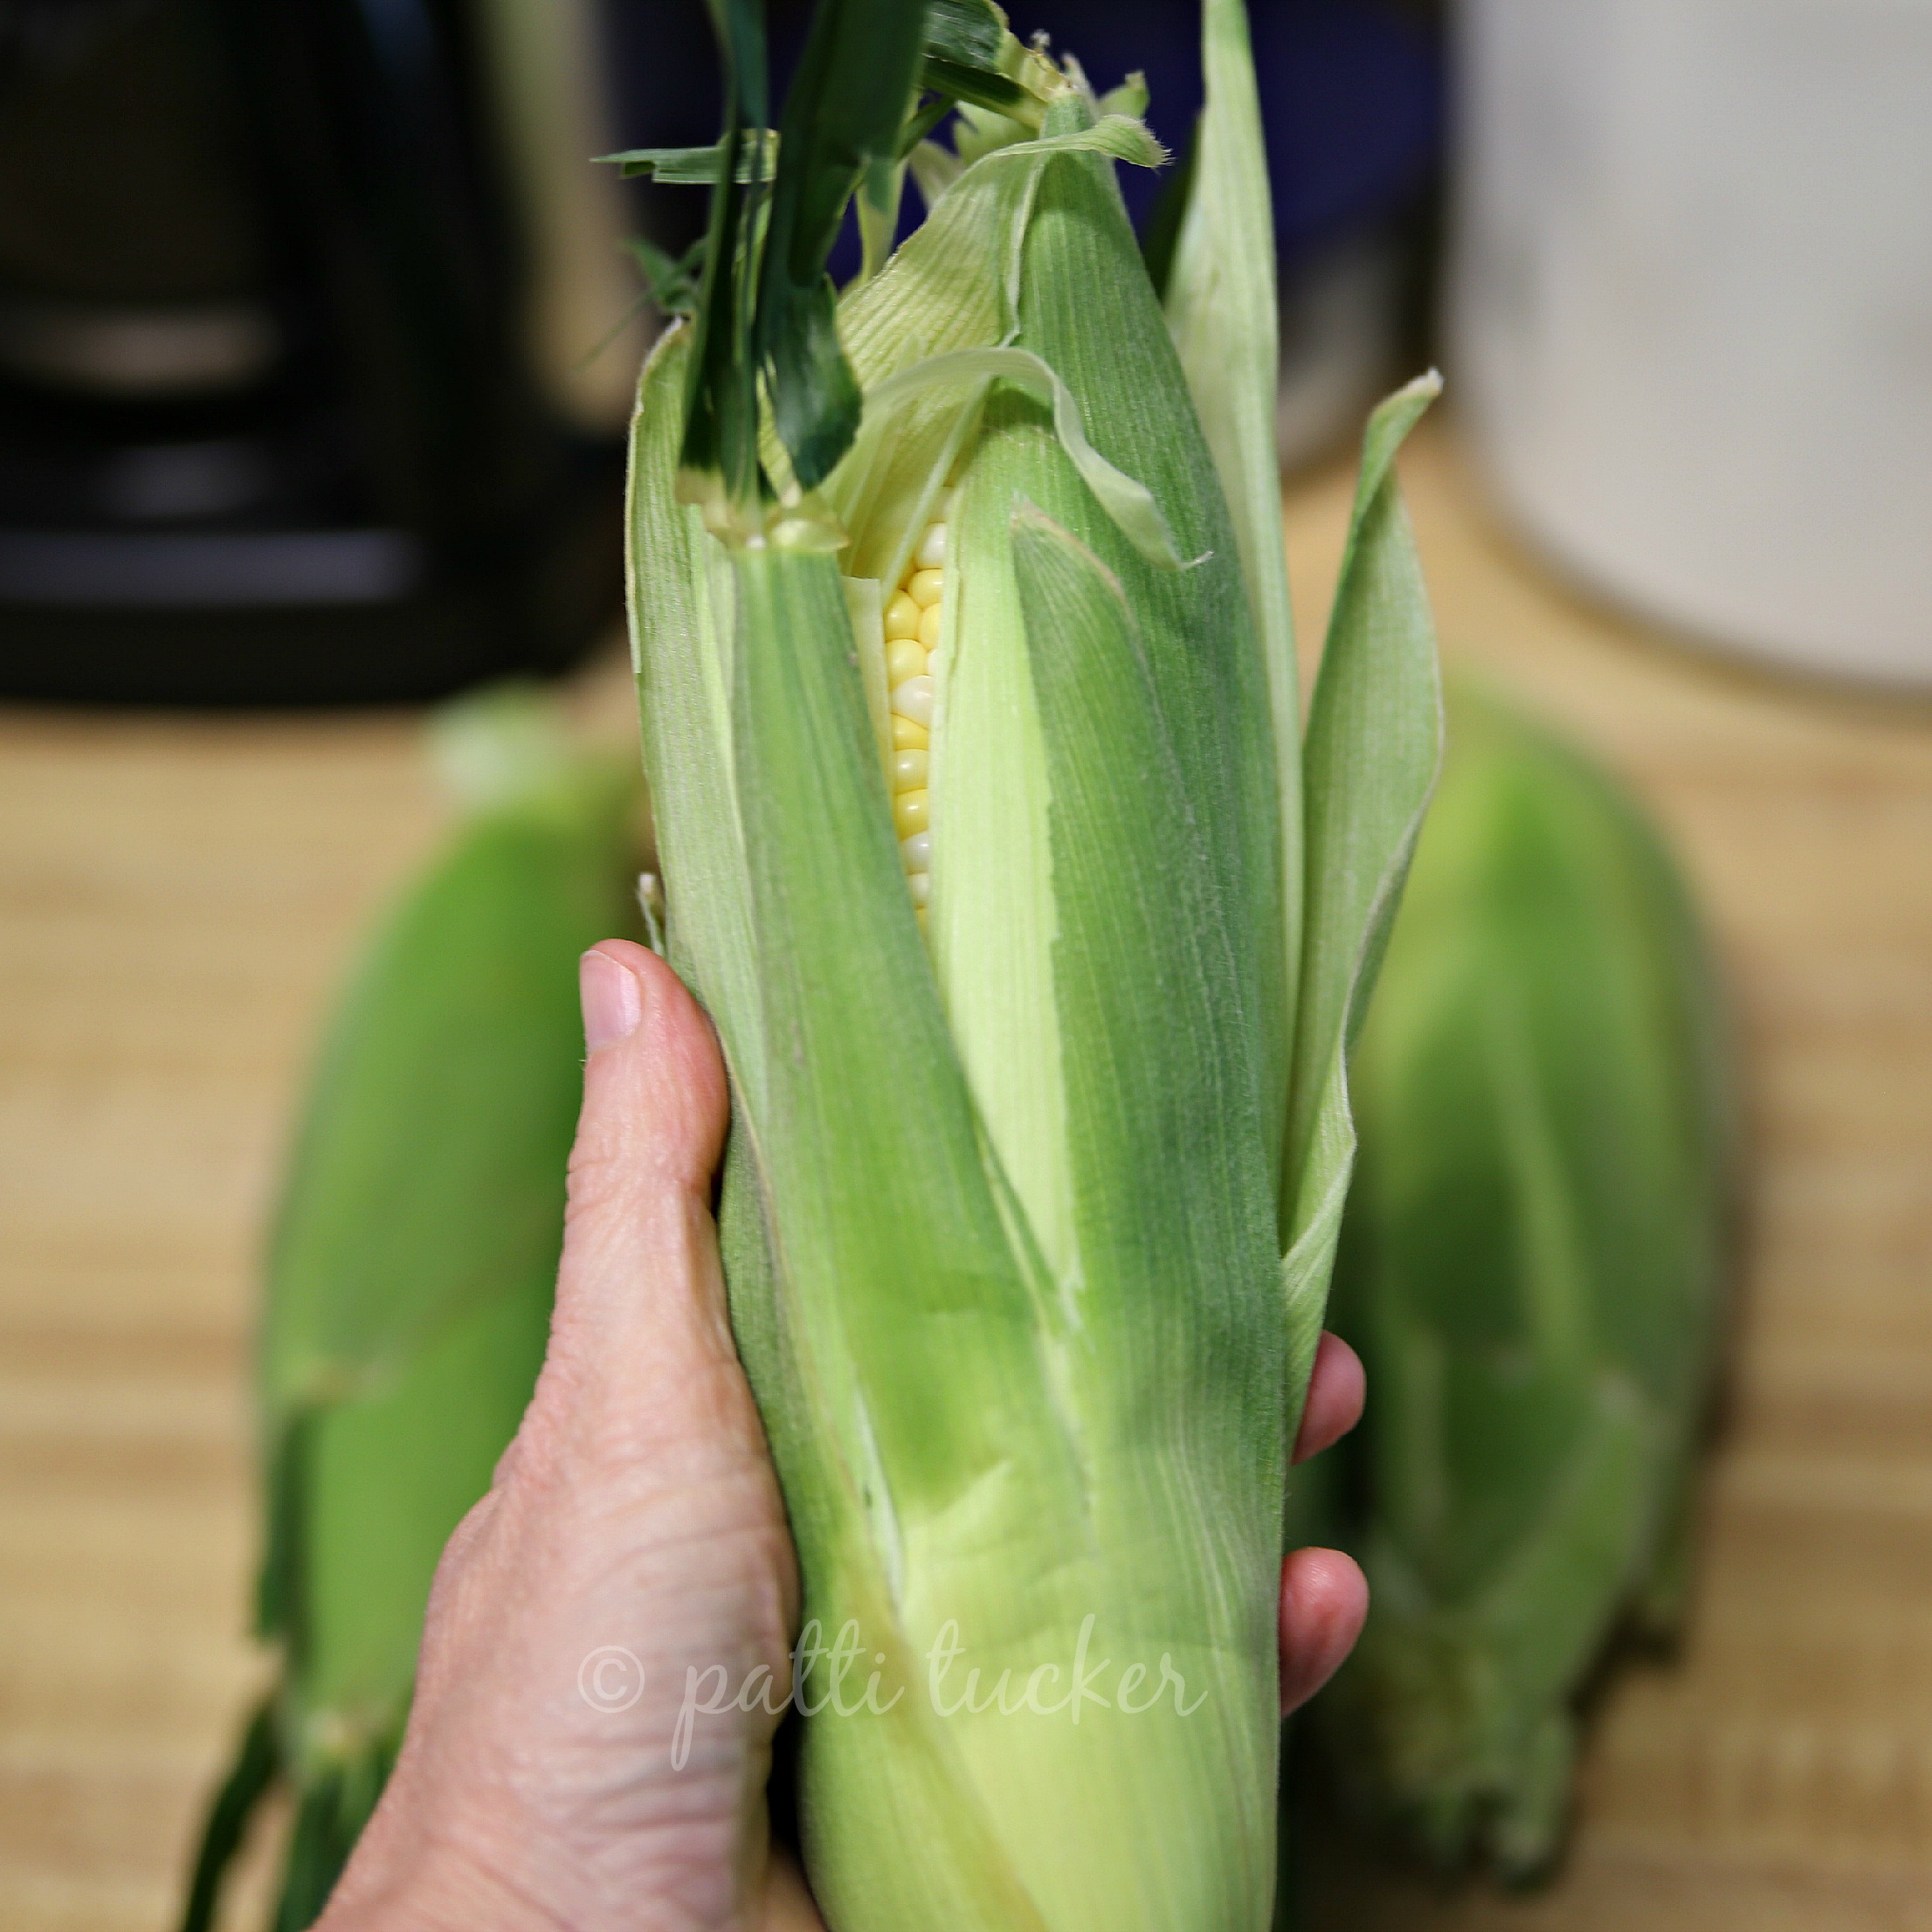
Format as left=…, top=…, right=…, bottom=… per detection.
left=914, top=521, right=947, bottom=569
left=890, top=674, right=935, bottom=727
left=907, top=871, right=932, bottom=907
left=900, top=831, right=932, bottom=872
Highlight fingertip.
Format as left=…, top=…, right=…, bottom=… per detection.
left=1279, top=1547, right=1368, bottom=1715
left=580, top=943, right=644, bottom=1052
left=576, top=939, right=728, bottom=1199
left=1293, top=1331, right=1366, bottom=1464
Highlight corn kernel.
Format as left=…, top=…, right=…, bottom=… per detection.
left=914, top=521, right=947, bottom=569
left=919, top=601, right=943, bottom=651
left=891, top=749, right=928, bottom=790
left=891, top=714, right=928, bottom=751
left=887, top=637, right=926, bottom=686
left=907, top=871, right=932, bottom=907
left=900, top=831, right=932, bottom=872
left=907, top=567, right=944, bottom=609
left=894, top=788, right=930, bottom=837
left=884, top=590, right=921, bottom=641
left=890, top=674, right=935, bottom=728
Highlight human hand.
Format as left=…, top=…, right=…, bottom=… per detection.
left=317, top=941, right=1367, bottom=1932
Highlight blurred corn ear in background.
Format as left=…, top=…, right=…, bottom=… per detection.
left=624, top=1, right=1440, bottom=1925
left=179, top=692, right=644, bottom=1932
left=1312, top=680, right=1731, bottom=1880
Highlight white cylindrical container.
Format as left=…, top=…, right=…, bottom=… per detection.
left=1449, top=0, right=1932, bottom=687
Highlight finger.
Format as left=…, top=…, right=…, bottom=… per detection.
left=1292, top=1331, right=1365, bottom=1465
left=528, top=942, right=741, bottom=1446
left=575, top=939, right=728, bottom=1211
left=1279, top=1547, right=1368, bottom=1715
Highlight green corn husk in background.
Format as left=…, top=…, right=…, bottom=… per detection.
left=625, top=2, right=1440, bottom=1925
left=179, top=693, right=644, bottom=1932
left=1313, top=680, right=1731, bottom=1880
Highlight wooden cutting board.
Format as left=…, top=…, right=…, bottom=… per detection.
left=2, top=422, right=1929, bottom=1930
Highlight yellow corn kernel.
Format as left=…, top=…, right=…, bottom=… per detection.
left=891, top=749, right=928, bottom=790
left=891, top=715, right=929, bottom=752
left=884, top=590, right=921, bottom=641
left=907, top=567, right=944, bottom=609
left=914, top=521, right=947, bottom=569
left=887, top=637, right=927, bottom=686
left=919, top=601, right=943, bottom=651
left=894, top=788, right=930, bottom=838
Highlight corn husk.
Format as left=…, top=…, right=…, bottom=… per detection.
left=179, top=695, right=644, bottom=1932
left=1316, top=681, right=1731, bottom=1877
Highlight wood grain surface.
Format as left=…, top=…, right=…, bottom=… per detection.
left=2, top=423, right=1929, bottom=1929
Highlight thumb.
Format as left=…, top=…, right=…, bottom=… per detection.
left=570, top=938, right=728, bottom=1251
left=526, top=941, right=743, bottom=1459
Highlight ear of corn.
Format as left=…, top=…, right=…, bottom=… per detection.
left=627, top=3, right=1439, bottom=1925
left=179, top=695, right=644, bottom=1932
left=1314, top=680, right=1730, bottom=1878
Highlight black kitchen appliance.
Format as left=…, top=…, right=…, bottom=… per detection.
left=0, top=0, right=638, bottom=705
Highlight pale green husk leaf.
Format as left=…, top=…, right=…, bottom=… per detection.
left=1281, top=373, right=1444, bottom=1426
left=1163, top=0, right=1305, bottom=1204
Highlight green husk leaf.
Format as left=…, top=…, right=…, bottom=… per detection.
left=676, top=0, right=769, bottom=497
left=756, top=0, right=928, bottom=486
left=921, top=0, right=1017, bottom=73
left=1163, top=0, right=1303, bottom=1224
left=866, top=345, right=1189, bottom=569
left=928, top=112, right=1286, bottom=1328
left=628, top=325, right=767, bottom=1114
left=915, top=55, right=1043, bottom=130
left=838, top=118, right=1167, bottom=389
left=603, top=132, right=778, bottom=183
left=1281, top=373, right=1444, bottom=1429
left=995, top=113, right=1168, bottom=172
left=917, top=0, right=1056, bottom=128
left=1001, top=499, right=1282, bottom=1925
left=1099, top=72, right=1151, bottom=121
left=921, top=57, right=1041, bottom=126
left=731, top=537, right=1072, bottom=1535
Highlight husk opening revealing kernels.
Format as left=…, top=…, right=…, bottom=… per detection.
left=881, top=512, right=950, bottom=914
